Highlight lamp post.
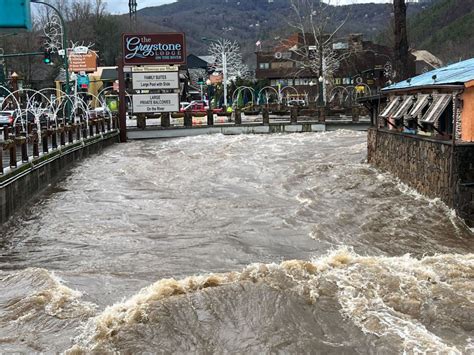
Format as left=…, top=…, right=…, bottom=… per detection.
left=318, top=75, right=324, bottom=106
left=11, top=71, right=19, bottom=102
left=206, top=78, right=212, bottom=108
left=202, top=37, right=228, bottom=108
left=30, top=0, right=70, bottom=97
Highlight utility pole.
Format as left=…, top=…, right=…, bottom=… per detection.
left=129, top=0, right=137, bottom=30
left=222, top=51, right=228, bottom=108
left=393, top=0, right=409, bottom=81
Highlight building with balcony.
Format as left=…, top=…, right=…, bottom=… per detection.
left=255, top=33, right=421, bottom=103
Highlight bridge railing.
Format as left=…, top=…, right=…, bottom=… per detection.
left=0, top=115, right=119, bottom=175
left=131, top=105, right=367, bottom=130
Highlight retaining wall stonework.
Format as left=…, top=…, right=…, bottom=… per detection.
left=0, top=131, right=120, bottom=224
left=367, top=128, right=474, bottom=227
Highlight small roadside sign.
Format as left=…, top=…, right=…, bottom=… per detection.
left=132, top=93, right=179, bottom=113
left=69, top=51, right=97, bottom=73
left=132, top=72, right=179, bottom=90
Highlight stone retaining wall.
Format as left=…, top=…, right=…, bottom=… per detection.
left=0, top=131, right=120, bottom=224
left=368, top=128, right=474, bottom=227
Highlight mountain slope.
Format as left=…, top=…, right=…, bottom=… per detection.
left=408, top=0, right=474, bottom=62
left=136, top=0, right=426, bottom=66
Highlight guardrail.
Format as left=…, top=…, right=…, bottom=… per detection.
left=0, top=115, right=118, bottom=174
left=131, top=105, right=365, bottom=130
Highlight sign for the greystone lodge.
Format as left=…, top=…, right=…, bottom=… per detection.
left=132, top=93, right=180, bottom=113
left=123, top=33, right=186, bottom=66
left=132, top=72, right=179, bottom=90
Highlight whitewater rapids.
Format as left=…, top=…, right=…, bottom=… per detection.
left=0, top=132, right=472, bottom=353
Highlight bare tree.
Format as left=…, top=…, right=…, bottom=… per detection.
left=286, top=0, right=352, bottom=103
left=207, top=39, right=250, bottom=106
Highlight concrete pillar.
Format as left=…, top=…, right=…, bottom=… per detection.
left=184, top=110, right=193, bottom=127
left=352, top=106, right=360, bottom=123
left=76, top=124, right=81, bottom=141
left=89, top=122, right=94, bottom=137
left=51, top=128, right=58, bottom=149
left=319, top=107, right=326, bottom=123
left=137, top=114, right=146, bottom=130
left=60, top=127, right=66, bottom=146
left=290, top=107, right=298, bottom=124
left=68, top=126, right=74, bottom=143
left=32, top=129, right=39, bottom=157
left=263, top=108, right=270, bottom=125
left=207, top=109, right=214, bottom=126
left=161, top=112, right=171, bottom=128
left=42, top=131, right=49, bottom=153
left=21, top=132, right=28, bottom=163
left=235, top=108, right=242, bottom=125
left=9, top=134, right=16, bottom=168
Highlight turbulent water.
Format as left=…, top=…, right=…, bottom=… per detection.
left=0, top=131, right=472, bottom=353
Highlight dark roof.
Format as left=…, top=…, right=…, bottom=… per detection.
left=100, top=68, right=118, bottom=81
left=187, top=54, right=209, bottom=70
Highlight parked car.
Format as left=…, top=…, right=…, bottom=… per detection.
left=0, top=111, right=15, bottom=127
left=0, top=110, right=50, bottom=127
left=180, top=101, right=207, bottom=113
left=287, top=99, right=306, bottom=107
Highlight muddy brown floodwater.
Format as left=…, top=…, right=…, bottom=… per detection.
left=0, top=131, right=472, bottom=353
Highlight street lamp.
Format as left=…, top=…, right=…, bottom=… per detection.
left=30, top=0, right=70, bottom=97
left=206, top=79, right=213, bottom=108
left=10, top=71, right=19, bottom=102
left=318, top=75, right=324, bottom=106
left=202, top=37, right=228, bottom=108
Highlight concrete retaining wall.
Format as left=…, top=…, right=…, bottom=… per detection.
left=368, top=128, right=474, bottom=227
left=0, top=131, right=120, bottom=223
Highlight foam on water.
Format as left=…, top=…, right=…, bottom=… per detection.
left=0, top=268, right=97, bottom=352
left=68, top=248, right=473, bottom=353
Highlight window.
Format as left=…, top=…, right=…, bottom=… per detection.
left=259, top=63, right=270, bottom=70
left=380, top=97, right=402, bottom=118
left=409, top=94, right=430, bottom=118
left=392, top=96, right=415, bottom=119
left=421, top=94, right=452, bottom=124
left=270, top=79, right=277, bottom=86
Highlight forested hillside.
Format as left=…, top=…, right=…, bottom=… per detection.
left=136, top=0, right=427, bottom=65
left=408, top=0, right=474, bottom=62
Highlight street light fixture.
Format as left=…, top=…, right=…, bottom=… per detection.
left=30, top=0, right=70, bottom=97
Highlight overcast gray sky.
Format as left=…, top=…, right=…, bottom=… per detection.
left=106, top=0, right=392, bottom=14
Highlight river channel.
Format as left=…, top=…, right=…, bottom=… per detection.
left=0, top=131, right=472, bottom=353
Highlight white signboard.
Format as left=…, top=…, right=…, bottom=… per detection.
left=132, top=72, right=179, bottom=90
left=333, top=42, right=349, bottom=50
left=132, top=93, right=179, bottom=113
left=132, top=65, right=179, bottom=72
left=73, top=46, right=90, bottom=54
